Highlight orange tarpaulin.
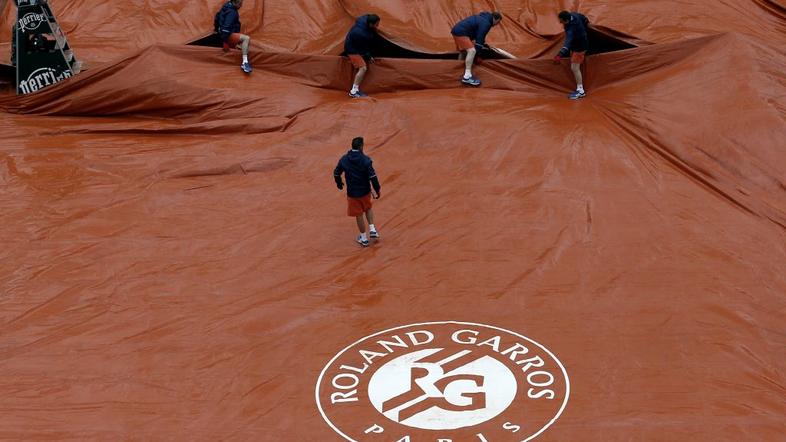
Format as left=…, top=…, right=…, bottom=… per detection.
left=1, top=1, right=785, bottom=441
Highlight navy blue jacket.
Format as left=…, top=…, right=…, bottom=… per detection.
left=559, top=12, right=589, bottom=56
left=216, top=1, right=241, bottom=42
left=334, top=150, right=381, bottom=198
left=451, top=12, right=495, bottom=47
left=344, top=15, right=377, bottom=56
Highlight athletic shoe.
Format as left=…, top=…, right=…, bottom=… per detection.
left=241, top=62, right=252, bottom=74
left=349, top=90, right=368, bottom=98
left=357, top=235, right=370, bottom=247
left=461, top=76, right=482, bottom=87
left=569, top=90, right=586, bottom=100
left=369, top=229, right=380, bottom=239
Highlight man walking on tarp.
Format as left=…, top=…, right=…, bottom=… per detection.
left=451, top=11, right=502, bottom=87
left=334, top=137, right=382, bottom=247
left=215, top=0, right=252, bottom=74
left=554, top=10, right=589, bottom=99
left=344, top=14, right=381, bottom=98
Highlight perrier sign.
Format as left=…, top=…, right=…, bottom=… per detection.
left=14, top=0, right=76, bottom=95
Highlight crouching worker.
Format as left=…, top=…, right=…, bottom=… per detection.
left=215, top=0, right=252, bottom=74
left=344, top=14, right=381, bottom=98
left=334, top=137, right=382, bottom=247
left=554, top=10, right=590, bottom=99
left=451, top=11, right=502, bottom=87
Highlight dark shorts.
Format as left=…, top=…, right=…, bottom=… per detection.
left=347, top=193, right=372, bottom=217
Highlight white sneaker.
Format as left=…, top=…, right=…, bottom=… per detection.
left=369, top=229, right=380, bottom=239
left=356, top=235, right=370, bottom=247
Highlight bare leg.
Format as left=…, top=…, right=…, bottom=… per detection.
left=352, top=66, right=368, bottom=90
left=356, top=215, right=366, bottom=234
left=571, top=62, right=584, bottom=91
left=464, top=47, right=477, bottom=77
left=240, top=34, right=250, bottom=57
left=365, top=208, right=375, bottom=226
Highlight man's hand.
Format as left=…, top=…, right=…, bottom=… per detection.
left=373, top=191, right=381, bottom=199
left=337, top=182, right=344, bottom=190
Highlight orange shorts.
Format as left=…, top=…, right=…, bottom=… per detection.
left=453, top=35, right=475, bottom=51
left=571, top=51, right=586, bottom=64
left=348, top=54, right=367, bottom=69
left=347, top=193, right=372, bottom=217
left=224, top=33, right=242, bottom=49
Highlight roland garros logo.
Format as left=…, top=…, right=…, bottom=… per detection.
left=316, top=322, right=570, bottom=441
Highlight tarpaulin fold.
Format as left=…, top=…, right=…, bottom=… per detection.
left=1, top=1, right=785, bottom=441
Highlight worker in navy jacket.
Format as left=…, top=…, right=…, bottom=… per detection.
left=344, top=14, right=381, bottom=98
left=451, top=11, right=502, bottom=87
left=554, top=11, right=590, bottom=99
left=334, top=137, right=382, bottom=247
left=214, top=0, right=252, bottom=73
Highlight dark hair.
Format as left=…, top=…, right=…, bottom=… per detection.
left=367, top=14, right=380, bottom=25
left=558, top=11, right=571, bottom=22
left=352, top=137, right=364, bottom=150
left=492, top=12, right=502, bottom=22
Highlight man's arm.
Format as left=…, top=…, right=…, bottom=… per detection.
left=368, top=161, right=381, bottom=197
left=220, top=9, right=240, bottom=33
left=559, top=27, right=574, bottom=57
left=474, top=19, right=493, bottom=48
left=334, top=161, right=345, bottom=190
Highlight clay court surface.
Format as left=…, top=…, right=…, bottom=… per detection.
left=1, top=1, right=785, bottom=440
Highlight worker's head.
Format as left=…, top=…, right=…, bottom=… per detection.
left=352, top=137, right=364, bottom=151
left=558, top=11, right=571, bottom=24
left=367, top=14, right=381, bottom=30
left=492, top=12, right=503, bottom=26
left=232, top=0, right=244, bottom=9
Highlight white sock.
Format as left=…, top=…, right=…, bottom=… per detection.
left=360, top=232, right=368, bottom=241
left=369, top=224, right=376, bottom=232
left=463, top=69, right=472, bottom=79
left=350, top=84, right=359, bottom=94
left=242, top=54, right=248, bottom=64
left=577, top=85, right=585, bottom=93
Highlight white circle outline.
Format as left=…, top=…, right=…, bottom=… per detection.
left=315, top=321, right=571, bottom=442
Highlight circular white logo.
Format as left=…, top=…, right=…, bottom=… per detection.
left=316, top=322, right=570, bottom=441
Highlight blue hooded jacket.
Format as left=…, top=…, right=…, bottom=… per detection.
left=451, top=12, right=495, bottom=47
left=344, top=15, right=377, bottom=56
left=334, top=150, right=381, bottom=198
left=216, top=1, right=241, bottom=42
left=559, top=12, right=589, bottom=56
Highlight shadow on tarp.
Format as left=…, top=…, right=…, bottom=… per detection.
left=187, top=31, right=505, bottom=60
left=586, top=26, right=641, bottom=55
left=189, top=25, right=641, bottom=61
left=0, top=62, right=13, bottom=91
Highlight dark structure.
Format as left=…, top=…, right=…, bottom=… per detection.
left=11, top=0, right=80, bottom=95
